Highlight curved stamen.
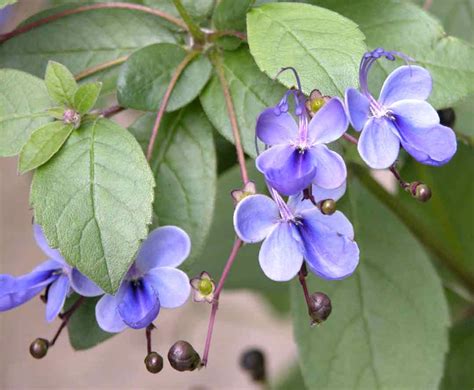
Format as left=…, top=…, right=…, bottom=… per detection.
left=267, top=183, right=295, bottom=222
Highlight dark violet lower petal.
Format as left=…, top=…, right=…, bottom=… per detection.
left=259, top=222, right=304, bottom=282
left=399, top=124, right=457, bottom=166
left=256, top=145, right=317, bottom=196
left=70, top=268, right=103, bottom=297
left=379, top=65, right=432, bottom=106
left=299, top=214, right=359, bottom=280
left=95, top=294, right=127, bottom=333
left=45, top=275, right=70, bottom=322
left=135, top=226, right=191, bottom=273
left=358, top=117, right=400, bottom=169
left=117, top=279, right=160, bottom=329
left=310, top=145, right=347, bottom=189
left=256, top=108, right=298, bottom=145
left=308, top=97, right=348, bottom=144
left=144, top=267, right=190, bottom=309
left=233, top=194, right=280, bottom=243
left=390, top=99, right=439, bottom=130
left=33, top=224, right=64, bottom=263
left=344, top=88, right=370, bottom=131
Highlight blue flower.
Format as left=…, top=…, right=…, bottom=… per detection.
left=345, top=48, right=457, bottom=169
left=255, top=89, right=348, bottom=196
left=233, top=184, right=359, bottom=281
left=95, top=226, right=191, bottom=333
left=0, top=224, right=103, bottom=321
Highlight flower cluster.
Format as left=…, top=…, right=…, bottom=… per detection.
left=234, top=48, right=457, bottom=285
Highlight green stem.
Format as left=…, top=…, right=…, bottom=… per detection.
left=172, top=0, right=205, bottom=43
left=351, top=163, right=474, bottom=294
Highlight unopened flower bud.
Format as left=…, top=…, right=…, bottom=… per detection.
left=29, top=338, right=49, bottom=359
left=63, top=109, right=81, bottom=129
left=320, top=199, right=336, bottom=215
left=168, top=340, right=201, bottom=372
left=190, top=271, right=215, bottom=303
left=437, top=108, right=455, bottom=128
left=144, top=351, right=163, bottom=374
left=408, top=181, right=432, bottom=202
left=240, top=348, right=266, bottom=382
left=308, top=292, right=332, bottom=325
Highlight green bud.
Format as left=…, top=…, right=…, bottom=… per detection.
left=320, top=199, right=336, bottom=215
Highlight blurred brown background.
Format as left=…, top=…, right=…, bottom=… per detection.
left=0, top=2, right=297, bottom=388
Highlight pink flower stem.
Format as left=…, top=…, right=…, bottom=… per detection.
left=201, top=238, right=243, bottom=367
left=146, top=50, right=199, bottom=161
left=50, top=296, right=85, bottom=346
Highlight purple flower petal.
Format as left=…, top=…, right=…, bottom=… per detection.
left=144, top=267, right=190, bottom=309
left=116, top=279, right=160, bottom=329
left=390, top=99, right=439, bottom=130
left=310, top=145, right=347, bottom=189
left=135, top=226, right=191, bottom=273
left=0, top=274, right=48, bottom=311
left=256, top=144, right=317, bottom=195
left=307, top=97, right=348, bottom=144
left=70, top=269, right=103, bottom=297
left=45, top=274, right=70, bottom=322
left=259, top=222, right=304, bottom=282
left=33, top=224, right=64, bottom=263
left=358, top=118, right=400, bottom=169
left=312, top=181, right=347, bottom=203
left=256, top=108, right=298, bottom=145
left=345, top=88, right=370, bottom=131
left=233, top=194, right=279, bottom=243
left=399, top=124, right=457, bottom=166
left=299, top=210, right=359, bottom=280
left=379, top=65, right=432, bottom=106
left=300, top=209, right=354, bottom=239
left=95, top=294, right=127, bottom=333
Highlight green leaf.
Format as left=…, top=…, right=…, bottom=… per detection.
left=129, top=102, right=216, bottom=261
left=0, top=0, right=16, bottom=9
left=312, top=0, right=474, bottom=108
left=19, top=122, right=74, bottom=174
left=0, top=8, right=177, bottom=77
left=452, top=97, right=474, bottom=143
left=276, top=364, right=306, bottom=390
left=397, top=143, right=474, bottom=281
left=291, top=177, right=449, bottom=389
left=45, top=61, right=78, bottom=106
left=117, top=43, right=212, bottom=112
left=441, top=318, right=474, bottom=389
left=200, top=47, right=286, bottom=158
left=30, top=117, right=155, bottom=294
left=213, top=0, right=251, bottom=31
left=0, top=69, right=52, bottom=157
left=247, top=2, right=367, bottom=96
left=65, top=295, right=115, bottom=350
left=190, top=162, right=291, bottom=313
left=73, top=82, right=102, bottom=114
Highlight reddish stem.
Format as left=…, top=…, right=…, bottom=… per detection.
left=209, top=30, right=247, bottom=41
left=213, top=52, right=249, bottom=185
left=49, top=296, right=85, bottom=346
left=146, top=51, right=198, bottom=161
left=146, top=323, right=155, bottom=354
left=201, top=238, right=243, bottom=366
left=97, top=105, right=125, bottom=118
left=342, top=133, right=358, bottom=145
left=0, top=2, right=186, bottom=44
left=298, top=264, right=312, bottom=309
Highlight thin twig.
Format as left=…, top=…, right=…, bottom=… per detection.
left=0, top=2, right=187, bottom=44
left=96, top=105, right=125, bottom=118
left=146, top=323, right=155, bottom=354
left=423, top=0, right=433, bottom=10
left=201, top=238, right=243, bottom=366
left=298, top=264, right=312, bottom=310
left=209, top=30, right=247, bottom=41
left=342, top=133, right=358, bottom=145
left=212, top=51, right=249, bottom=185
left=75, top=56, right=129, bottom=81
left=50, top=296, right=85, bottom=346
left=146, top=51, right=198, bottom=161
left=172, top=0, right=205, bottom=43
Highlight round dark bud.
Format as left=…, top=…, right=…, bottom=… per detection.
left=437, top=108, right=455, bottom=128
left=320, top=199, right=336, bottom=215
left=29, top=338, right=49, bottom=359
left=168, top=340, right=201, bottom=372
left=240, top=348, right=266, bottom=382
left=308, top=292, right=332, bottom=325
left=144, top=352, right=164, bottom=374
left=409, top=182, right=432, bottom=202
